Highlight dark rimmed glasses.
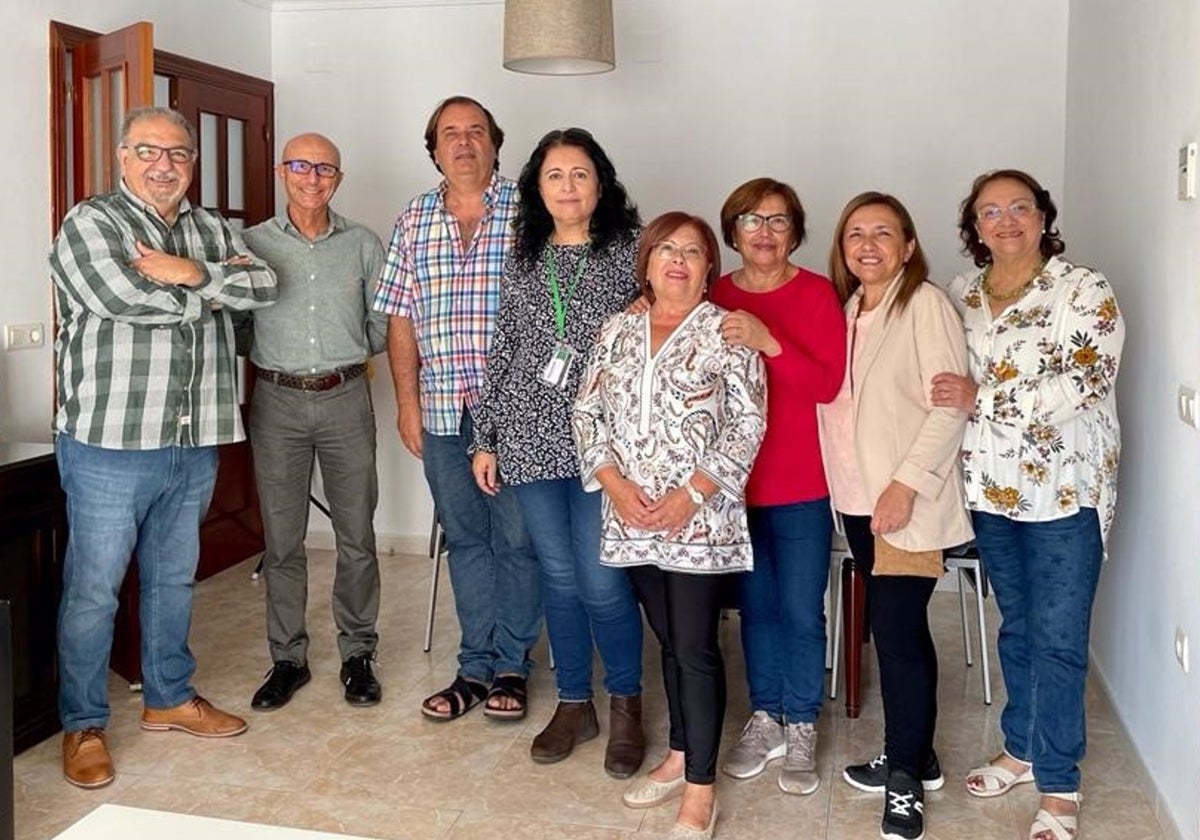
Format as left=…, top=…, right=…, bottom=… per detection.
left=283, top=159, right=341, bottom=179
left=121, top=143, right=196, bottom=164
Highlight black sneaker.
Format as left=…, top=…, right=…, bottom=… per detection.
left=881, top=768, right=925, bottom=840
left=340, top=654, right=382, bottom=706
left=844, top=751, right=944, bottom=793
left=250, top=661, right=311, bottom=711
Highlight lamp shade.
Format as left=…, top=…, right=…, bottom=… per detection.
left=503, top=0, right=615, bottom=75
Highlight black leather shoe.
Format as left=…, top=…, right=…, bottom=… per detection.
left=340, top=654, right=382, bottom=706
left=251, top=661, right=311, bottom=711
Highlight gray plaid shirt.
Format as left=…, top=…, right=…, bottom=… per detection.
left=51, top=180, right=278, bottom=449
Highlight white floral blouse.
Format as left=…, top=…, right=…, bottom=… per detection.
left=571, top=302, right=767, bottom=573
left=947, top=255, right=1124, bottom=542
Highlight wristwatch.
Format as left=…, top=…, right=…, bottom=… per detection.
left=684, top=479, right=706, bottom=506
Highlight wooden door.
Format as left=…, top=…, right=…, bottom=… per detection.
left=68, top=22, right=154, bottom=201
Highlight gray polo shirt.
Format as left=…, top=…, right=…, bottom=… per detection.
left=240, top=209, right=387, bottom=374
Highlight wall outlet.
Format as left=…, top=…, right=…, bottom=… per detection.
left=4, top=322, right=45, bottom=350
left=1175, top=627, right=1190, bottom=674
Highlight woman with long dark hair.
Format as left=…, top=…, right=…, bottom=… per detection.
left=472, top=128, right=646, bottom=777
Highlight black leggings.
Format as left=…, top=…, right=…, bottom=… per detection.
left=626, top=565, right=730, bottom=784
left=842, top=515, right=939, bottom=776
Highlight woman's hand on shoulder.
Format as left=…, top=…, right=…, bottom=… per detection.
left=625, top=294, right=651, bottom=315
left=931, top=371, right=978, bottom=412
left=721, top=310, right=781, bottom=356
left=472, top=451, right=500, bottom=496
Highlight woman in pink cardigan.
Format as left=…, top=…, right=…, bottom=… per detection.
left=819, top=191, right=972, bottom=840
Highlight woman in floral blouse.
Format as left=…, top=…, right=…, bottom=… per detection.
left=573, top=211, right=766, bottom=840
left=932, top=169, right=1124, bottom=840
left=472, top=128, right=645, bottom=776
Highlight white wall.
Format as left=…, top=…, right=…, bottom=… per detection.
left=0, top=0, right=272, bottom=443
left=269, top=0, right=1070, bottom=546
left=1065, top=3, right=1200, bottom=838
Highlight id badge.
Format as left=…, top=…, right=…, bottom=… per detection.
left=539, top=343, right=578, bottom=389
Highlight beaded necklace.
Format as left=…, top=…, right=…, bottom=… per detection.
left=981, top=259, right=1047, bottom=302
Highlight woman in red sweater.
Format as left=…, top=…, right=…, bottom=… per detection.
left=710, top=178, right=846, bottom=795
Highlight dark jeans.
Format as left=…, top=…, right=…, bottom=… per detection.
left=421, top=410, right=542, bottom=683
left=250, top=375, right=381, bottom=664
left=971, top=508, right=1102, bottom=793
left=738, top=498, right=831, bottom=723
left=627, top=564, right=730, bottom=785
left=842, top=515, right=939, bottom=777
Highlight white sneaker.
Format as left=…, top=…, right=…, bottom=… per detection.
left=721, top=711, right=785, bottom=779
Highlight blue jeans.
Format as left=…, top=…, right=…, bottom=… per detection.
left=511, top=479, right=642, bottom=701
left=422, top=411, right=541, bottom=683
left=55, top=434, right=218, bottom=731
left=737, top=498, right=832, bottom=723
left=972, top=508, right=1103, bottom=793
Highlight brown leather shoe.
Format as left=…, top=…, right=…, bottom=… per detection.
left=140, top=695, right=247, bottom=738
left=530, top=700, right=599, bottom=764
left=605, top=694, right=646, bottom=778
left=62, top=728, right=115, bottom=789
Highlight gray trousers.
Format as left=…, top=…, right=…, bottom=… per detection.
left=249, top=374, right=381, bottom=664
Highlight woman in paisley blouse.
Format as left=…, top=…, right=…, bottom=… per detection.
left=472, top=128, right=645, bottom=776
left=573, top=211, right=766, bottom=840
left=931, top=169, right=1124, bottom=840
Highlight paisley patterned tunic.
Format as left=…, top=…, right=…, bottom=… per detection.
left=572, top=302, right=767, bottom=573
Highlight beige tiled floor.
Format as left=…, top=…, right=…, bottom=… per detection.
left=15, top=550, right=1166, bottom=839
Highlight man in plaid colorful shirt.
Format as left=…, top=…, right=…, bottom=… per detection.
left=51, top=107, right=277, bottom=789
left=374, top=95, right=540, bottom=721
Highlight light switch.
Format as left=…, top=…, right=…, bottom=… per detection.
left=4, top=322, right=45, bottom=350
left=1178, top=386, right=1198, bottom=428
left=1179, top=143, right=1197, bottom=199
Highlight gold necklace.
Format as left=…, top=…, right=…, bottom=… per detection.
left=981, top=259, right=1047, bottom=302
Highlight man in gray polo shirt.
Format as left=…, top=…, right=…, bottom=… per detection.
left=239, top=132, right=388, bottom=709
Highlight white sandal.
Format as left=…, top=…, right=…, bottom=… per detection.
left=1030, top=791, right=1081, bottom=840
left=965, top=751, right=1034, bottom=798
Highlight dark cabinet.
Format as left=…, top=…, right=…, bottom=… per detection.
left=0, top=444, right=66, bottom=754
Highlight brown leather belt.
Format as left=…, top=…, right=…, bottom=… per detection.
left=254, top=363, right=366, bottom=392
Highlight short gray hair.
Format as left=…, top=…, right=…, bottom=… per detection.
left=119, top=106, right=198, bottom=151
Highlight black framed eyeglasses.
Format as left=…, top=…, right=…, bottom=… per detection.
left=121, top=143, right=196, bottom=164
left=283, top=159, right=341, bottom=179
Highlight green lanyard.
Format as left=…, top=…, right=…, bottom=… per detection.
left=545, top=245, right=589, bottom=340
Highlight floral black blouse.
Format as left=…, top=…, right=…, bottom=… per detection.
left=473, top=235, right=639, bottom=486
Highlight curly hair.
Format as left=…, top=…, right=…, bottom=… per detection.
left=511, top=128, right=640, bottom=263
left=958, top=168, right=1065, bottom=268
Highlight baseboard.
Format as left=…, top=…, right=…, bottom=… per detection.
left=1089, top=654, right=1186, bottom=840
left=303, top=530, right=428, bottom=559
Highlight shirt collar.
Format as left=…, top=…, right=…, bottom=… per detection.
left=437, top=171, right=504, bottom=210
left=274, top=207, right=345, bottom=243
left=118, top=178, right=193, bottom=225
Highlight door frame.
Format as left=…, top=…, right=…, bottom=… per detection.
left=49, top=21, right=275, bottom=232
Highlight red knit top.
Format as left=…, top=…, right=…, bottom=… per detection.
left=709, top=267, right=846, bottom=507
